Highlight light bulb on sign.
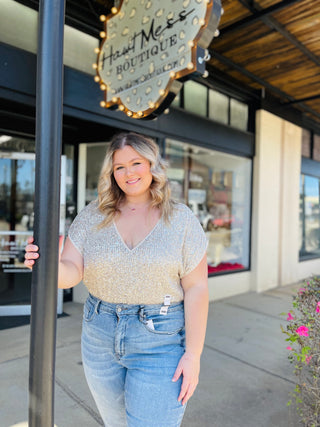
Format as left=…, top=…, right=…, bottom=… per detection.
left=94, top=47, right=100, bottom=54
left=100, top=101, right=106, bottom=108
left=127, top=111, right=133, bottom=117
left=100, top=15, right=106, bottom=22
left=92, top=63, right=98, bottom=69
left=100, top=84, right=106, bottom=90
left=100, top=31, right=106, bottom=38
left=111, top=7, right=118, bottom=14
left=119, top=105, right=125, bottom=111
left=94, top=76, right=100, bottom=82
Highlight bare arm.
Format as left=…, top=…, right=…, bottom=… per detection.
left=172, top=254, right=209, bottom=405
left=24, top=236, right=84, bottom=289
left=58, top=237, right=84, bottom=288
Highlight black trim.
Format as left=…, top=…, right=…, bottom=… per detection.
left=208, top=267, right=250, bottom=278
left=299, top=253, right=320, bottom=262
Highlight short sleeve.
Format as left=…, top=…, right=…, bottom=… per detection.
left=181, top=210, right=208, bottom=277
left=67, top=207, right=90, bottom=255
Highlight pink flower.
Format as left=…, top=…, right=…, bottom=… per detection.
left=299, top=288, right=306, bottom=294
left=307, top=282, right=310, bottom=286
left=286, top=346, right=293, bottom=351
left=287, top=313, right=294, bottom=321
left=296, top=326, right=309, bottom=337
left=306, top=355, right=312, bottom=364
left=315, top=301, right=320, bottom=313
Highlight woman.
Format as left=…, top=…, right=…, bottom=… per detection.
left=25, top=132, right=209, bottom=427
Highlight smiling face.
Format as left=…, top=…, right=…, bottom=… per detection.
left=112, top=145, right=153, bottom=202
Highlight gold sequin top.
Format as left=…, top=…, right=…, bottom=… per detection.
left=68, top=201, right=208, bottom=304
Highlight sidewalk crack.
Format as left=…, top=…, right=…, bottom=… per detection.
left=55, top=376, right=103, bottom=425
left=204, top=344, right=296, bottom=385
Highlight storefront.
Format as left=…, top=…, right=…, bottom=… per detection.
left=1, top=0, right=319, bottom=314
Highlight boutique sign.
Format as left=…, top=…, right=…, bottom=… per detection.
left=94, top=0, right=222, bottom=119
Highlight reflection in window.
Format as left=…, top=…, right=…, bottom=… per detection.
left=85, top=143, right=109, bottom=205
left=230, top=99, right=248, bottom=131
left=64, top=144, right=76, bottom=233
left=165, top=139, right=252, bottom=274
left=171, top=91, right=180, bottom=108
left=208, top=89, right=228, bottom=125
left=184, top=81, right=207, bottom=117
left=300, top=174, right=320, bottom=259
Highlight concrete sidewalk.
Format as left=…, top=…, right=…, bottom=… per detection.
left=0, top=285, right=301, bottom=427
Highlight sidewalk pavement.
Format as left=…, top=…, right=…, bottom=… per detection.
left=0, top=284, right=302, bottom=427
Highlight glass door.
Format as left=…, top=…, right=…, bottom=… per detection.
left=0, top=152, right=35, bottom=315
left=0, top=150, right=66, bottom=315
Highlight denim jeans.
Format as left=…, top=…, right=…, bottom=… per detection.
left=81, top=294, right=187, bottom=427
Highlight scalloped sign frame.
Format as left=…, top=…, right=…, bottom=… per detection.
left=95, top=0, right=221, bottom=119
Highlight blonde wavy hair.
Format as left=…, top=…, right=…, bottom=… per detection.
left=97, top=132, right=175, bottom=227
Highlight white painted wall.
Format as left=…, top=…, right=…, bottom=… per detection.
left=278, top=120, right=302, bottom=286
left=251, top=110, right=283, bottom=292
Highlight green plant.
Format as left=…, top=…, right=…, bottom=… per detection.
left=281, top=276, right=320, bottom=426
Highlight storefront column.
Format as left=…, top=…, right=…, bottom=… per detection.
left=252, top=110, right=282, bottom=292
left=252, top=110, right=302, bottom=292
left=278, top=120, right=301, bottom=286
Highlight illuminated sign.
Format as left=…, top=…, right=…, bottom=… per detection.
left=94, top=0, right=221, bottom=119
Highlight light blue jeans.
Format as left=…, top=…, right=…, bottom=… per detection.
left=81, top=294, right=187, bottom=427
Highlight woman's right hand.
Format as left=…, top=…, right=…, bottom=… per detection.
left=24, top=236, right=39, bottom=269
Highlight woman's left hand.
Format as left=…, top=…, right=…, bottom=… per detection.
left=172, top=352, right=200, bottom=405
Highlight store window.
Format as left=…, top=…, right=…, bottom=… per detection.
left=300, top=174, right=320, bottom=259
left=184, top=81, right=207, bottom=117
left=208, top=89, right=228, bottom=125
left=165, top=139, right=252, bottom=274
left=85, top=144, right=108, bottom=205
left=181, top=82, right=250, bottom=132
left=0, top=135, right=35, bottom=309
left=63, top=144, right=76, bottom=234
left=230, top=98, right=248, bottom=131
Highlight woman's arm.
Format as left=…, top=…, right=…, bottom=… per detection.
left=24, top=236, right=84, bottom=289
left=172, top=254, right=209, bottom=405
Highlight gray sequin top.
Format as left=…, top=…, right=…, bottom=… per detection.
left=68, top=201, right=208, bottom=304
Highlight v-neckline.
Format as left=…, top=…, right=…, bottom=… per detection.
left=113, top=217, right=162, bottom=252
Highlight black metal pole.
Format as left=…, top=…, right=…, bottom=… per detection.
left=29, top=0, right=65, bottom=426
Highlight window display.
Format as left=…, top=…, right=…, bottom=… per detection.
left=300, top=174, right=320, bottom=259
left=165, top=139, right=252, bottom=274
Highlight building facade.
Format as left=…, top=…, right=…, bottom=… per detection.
left=0, top=0, right=319, bottom=314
